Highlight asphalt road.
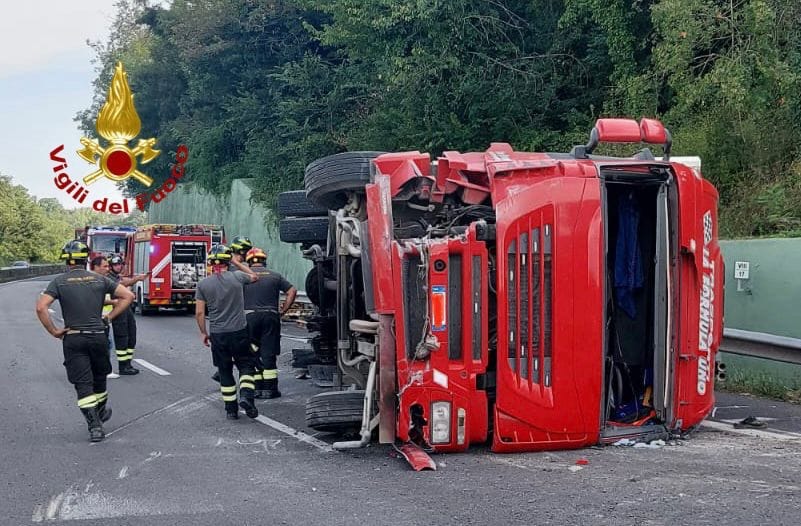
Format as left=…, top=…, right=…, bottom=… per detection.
left=2, top=275, right=801, bottom=525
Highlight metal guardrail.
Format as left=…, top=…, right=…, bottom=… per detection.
left=720, top=328, right=801, bottom=366
left=0, top=264, right=63, bottom=284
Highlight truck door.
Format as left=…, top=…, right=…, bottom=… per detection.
left=670, top=163, right=724, bottom=430
left=491, top=175, right=604, bottom=452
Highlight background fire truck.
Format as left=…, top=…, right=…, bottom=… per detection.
left=278, top=118, right=724, bottom=459
left=125, top=224, right=225, bottom=314
left=75, top=226, right=136, bottom=263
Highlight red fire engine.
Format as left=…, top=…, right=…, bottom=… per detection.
left=75, top=226, right=136, bottom=263
left=125, top=224, right=225, bottom=314
left=279, top=118, right=724, bottom=457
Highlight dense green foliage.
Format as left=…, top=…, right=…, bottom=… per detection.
left=80, top=0, right=801, bottom=237
left=0, top=175, right=145, bottom=264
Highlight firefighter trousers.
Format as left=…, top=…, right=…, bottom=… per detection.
left=246, top=311, right=281, bottom=388
left=62, top=333, right=112, bottom=410
left=112, top=306, right=137, bottom=363
left=210, top=329, right=258, bottom=407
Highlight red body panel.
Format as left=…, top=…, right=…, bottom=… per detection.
left=491, top=174, right=604, bottom=452
left=671, top=165, right=724, bottom=428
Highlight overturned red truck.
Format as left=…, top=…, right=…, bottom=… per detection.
left=278, top=118, right=724, bottom=454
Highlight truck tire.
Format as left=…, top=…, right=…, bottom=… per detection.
left=279, top=216, right=329, bottom=244
left=277, top=190, right=328, bottom=218
left=304, top=151, right=384, bottom=210
left=305, top=390, right=365, bottom=434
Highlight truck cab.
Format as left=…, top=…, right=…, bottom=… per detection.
left=279, top=118, right=723, bottom=453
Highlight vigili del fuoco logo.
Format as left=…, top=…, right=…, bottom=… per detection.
left=48, top=62, right=188, bottom=214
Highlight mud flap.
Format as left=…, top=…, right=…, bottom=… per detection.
left=395, top=443, right=437, bottom=471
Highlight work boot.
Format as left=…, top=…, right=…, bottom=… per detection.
left=224, top=401, right=239, bottom=420
left=263, top=378, right=281, bottom=399
left=239, top=394, right=259, bottom=419
left=211, top=370, right=220, bottom=383
left=80, top=407, right=105, bottom=442
left=119, top=362, right=140, bottom=375
left=97, top=400, right=112, bottom=423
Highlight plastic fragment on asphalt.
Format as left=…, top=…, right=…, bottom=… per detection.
left=396, top=443, right=437, bottom=471
left=568, top=465, right=584, bottom=472
left=576, top=458, right=589, bottom=465
left=613, top=438, right=636, bottom=446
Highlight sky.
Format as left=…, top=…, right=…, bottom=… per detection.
left=0, top=1, right=128, bottom=208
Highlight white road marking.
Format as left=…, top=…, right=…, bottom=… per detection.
left=106, top=395, right=195, bottom=437
left=252, top=414, right=333, bottom=453
left=118, top=466, right=128, bottom=479
left=132, top=358, right=171, bottom=376
left=281, top=335, right=311, bottom=343
left=46, top=491, right=65, bottom=520
left=200, top=393, right=333, bottom=452
left=702, top=419, right=801, bottom=441
left=31, top=504, right=44, bottom=522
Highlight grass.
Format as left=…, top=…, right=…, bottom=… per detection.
left=718, top=370, right=801, bottom=403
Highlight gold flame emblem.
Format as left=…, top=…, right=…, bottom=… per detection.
left=78, top=62, right=159, bottom=186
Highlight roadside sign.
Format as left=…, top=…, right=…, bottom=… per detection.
left=734, top=261, right=750, bottom=280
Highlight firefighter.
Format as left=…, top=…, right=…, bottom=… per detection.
left=107, top=255, right=148, bottom=375
left=243, top=247, right=297, bottom=399
left=195, top=244, right=261, bottom=420
left=35, top=240, right=134, bottom=442
left=210, top=235, right=254, bottom=383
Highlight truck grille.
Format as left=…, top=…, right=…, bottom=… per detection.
left=507, top=223, right=552, bottom=386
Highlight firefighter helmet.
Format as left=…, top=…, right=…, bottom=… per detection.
left=108, top=255, right=124, bottom=266
left=207, top=244, right=232, bottom=265
left=245, top=247, right=267, bottom=265
left=60, top=240, right=89, bottom=265
left=230, top=236, right=253, bottom=255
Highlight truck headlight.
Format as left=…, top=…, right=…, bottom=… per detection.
left=430, top=401, right=451, bottom=444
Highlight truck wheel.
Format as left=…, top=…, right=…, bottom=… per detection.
left=305, top=390, right=365, bottom=434
left=279, top=216, right=329, bottom=244
left=304, top=151, right=384, bottom=210
left=277, top=190, right=328, bottom=218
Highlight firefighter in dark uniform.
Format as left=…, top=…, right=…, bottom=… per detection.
left=195, top=244, right=261, bottom=420
left=35, top=240, right=134, bottom=442
left=107, top=255, right=147, bottom=375
left=243, top=247, right=297, bottom=398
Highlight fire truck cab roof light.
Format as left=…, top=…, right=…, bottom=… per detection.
left=430, top=401, right=452, bottom=445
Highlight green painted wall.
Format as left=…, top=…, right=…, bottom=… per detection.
left=147, top=179, right=310, bottom=288
left=720, top=239, right=801, bottom=339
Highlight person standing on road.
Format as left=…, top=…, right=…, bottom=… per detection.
left=35, top=240, right=134, bottom=442
left=107, top=255, right=147, bottom=375
left=243, top=247, right=297, bottom=399
left=195, top=244, right=261, bottom=420
left=90, top=256, right=119, bottom=379
left=209, top=235, right=257, bottom=384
